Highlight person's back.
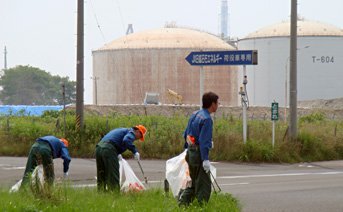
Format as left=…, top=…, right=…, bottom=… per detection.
left=21, top=136, right=70, bottom=188
left=95, top=125, right=146, bottom=192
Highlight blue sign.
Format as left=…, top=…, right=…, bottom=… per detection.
left=185, top=50, right=258, bottom=66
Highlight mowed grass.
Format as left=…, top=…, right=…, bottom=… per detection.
left=0, top=186, right=241, bottom=212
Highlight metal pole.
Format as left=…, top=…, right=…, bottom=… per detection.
left=4, top=46, right=7, bottom=70
left=62, top=83, right=66, bottom=136
left=289, top=0, right=297, bottom=139
left=243, top=65, right=247, bottom=143
left=200, top=66, right=203, bottom=109
left=285, top=56, right=290, bottom=123
left=76, top=0, right=84, bottom=129
left=272, top=121, right=275, bottom=148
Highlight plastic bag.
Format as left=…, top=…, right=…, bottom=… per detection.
left=9, top=164, right=44, bottom=193
left=165, top=150, right=217, bottom=197
left=119, top=158, right=145, bottom=192
left=165, top=150, right=191, bottom=197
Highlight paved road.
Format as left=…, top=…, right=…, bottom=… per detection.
left=2, top=156, right=343, bottom=212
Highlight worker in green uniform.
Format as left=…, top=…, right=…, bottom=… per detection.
left=21, top=136, right=71, bottom=188
left=179, top=92, right=219, bottom=206
left=95, top=125, right=147, bottom=192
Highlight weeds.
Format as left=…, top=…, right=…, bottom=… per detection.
left=1, top=111, right=343, bottom=163
left=0, top=187, right=241, bottom=211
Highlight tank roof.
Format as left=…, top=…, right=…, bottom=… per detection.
left=97, top=28, right=235, bottom=51
left=242, top=20, right=343, bottom=40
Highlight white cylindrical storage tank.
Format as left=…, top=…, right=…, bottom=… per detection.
left=238, top=20, right=343, bottom=107
left=92, top=28, right=239, bottom=106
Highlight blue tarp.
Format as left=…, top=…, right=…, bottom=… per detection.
left=0, top=105, right=64, bottom=116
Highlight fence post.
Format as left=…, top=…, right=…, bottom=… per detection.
left=7, top=118, right=9, bottom=135
left=106, top=120, right=109, bottom=132
left=283, top=126, right=289, bottom=141
left=56, top=119, right=60, bottom=132
left=334, top=125, right=337, bottom=137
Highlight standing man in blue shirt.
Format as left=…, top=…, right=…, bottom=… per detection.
left=179, top=92, right=219, bottom=206
left=95, top=125, right=147, bottom=192
left=21, top=136, right=71, bottom=188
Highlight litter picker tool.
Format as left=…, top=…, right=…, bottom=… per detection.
left=209, top=170, right=221, bottom=193
left=137, top=160, right=148, bottom=185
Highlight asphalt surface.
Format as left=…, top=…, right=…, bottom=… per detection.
left=2, top=156, right=343, bottom=212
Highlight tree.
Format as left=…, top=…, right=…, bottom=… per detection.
left=0, top=65, right=76, bottom=105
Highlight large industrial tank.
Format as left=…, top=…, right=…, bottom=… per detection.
left=92, top=28, right=238, bottom=106
left=237, top=19, right=343, bottom=107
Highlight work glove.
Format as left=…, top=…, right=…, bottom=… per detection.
left=203, top=160, right=210, bottom=173
left=118, top=154, right=123, bottom=161
left=134, top=152, right=140, bottom=161
left=63, top=172, right=68, bottom=178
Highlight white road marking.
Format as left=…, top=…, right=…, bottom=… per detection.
left=3, top=167, right=25, bottom=170
left=145, top=180, right=162, bottom=183
left=72, top=180, right=163, bottom=188
left=72, top=184, right=97, bottom=188
left=299, top=164, right=314, bottom=168
left=217, top=171, right=343, bottom=179
left=66, top=172, right=343, bottom=189
left=220, top=182, right=249, bottom=186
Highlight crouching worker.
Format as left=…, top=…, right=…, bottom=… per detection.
left=179, top=92, right=219, bottom=206
left=95, top=125, right=147, bottom=192
left=21, top=136, right=71, bottom=188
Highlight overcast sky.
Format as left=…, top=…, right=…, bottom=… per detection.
left=1, top=0, right=342, bottom=104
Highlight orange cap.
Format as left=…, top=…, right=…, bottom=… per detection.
left=135, top=125, right=147, bottom=142
left=59, top=138, right=68, bottom=147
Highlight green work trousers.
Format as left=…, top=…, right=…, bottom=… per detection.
left=94, top=140, right=120, bottom=192
left=21, top=141, right=54, bottom=188
left=179, top=146, right=211, bottom=206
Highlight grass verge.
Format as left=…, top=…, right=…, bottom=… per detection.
left=0, top=186, right=241, bottom=212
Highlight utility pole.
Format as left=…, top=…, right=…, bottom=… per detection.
left=76, top=0, right=84, bottom=129
left=289, top=0, right=297, bottom=139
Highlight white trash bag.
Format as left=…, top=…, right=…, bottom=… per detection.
left=119, top=158, right=145, bottom=192
left=165, top=150, right=191, bottom=197
left=10, top=164, right=44, bottom=193
left=166, top=150, right=217, bottom=197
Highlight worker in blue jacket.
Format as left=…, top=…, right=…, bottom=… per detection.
left=95, top=125, right=147, bottom=192
left=179, top=92, right=219, bottom=206
left=21, top=136, right=71, bottom=188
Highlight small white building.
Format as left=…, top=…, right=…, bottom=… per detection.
left=238, top=19, right=343, bottom=107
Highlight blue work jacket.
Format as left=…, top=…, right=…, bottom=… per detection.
left=37, top=136, right=71, bottom=173
left=101, top=128, right=138, bottom=154
left=183, top=108, right=213, bottom=161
